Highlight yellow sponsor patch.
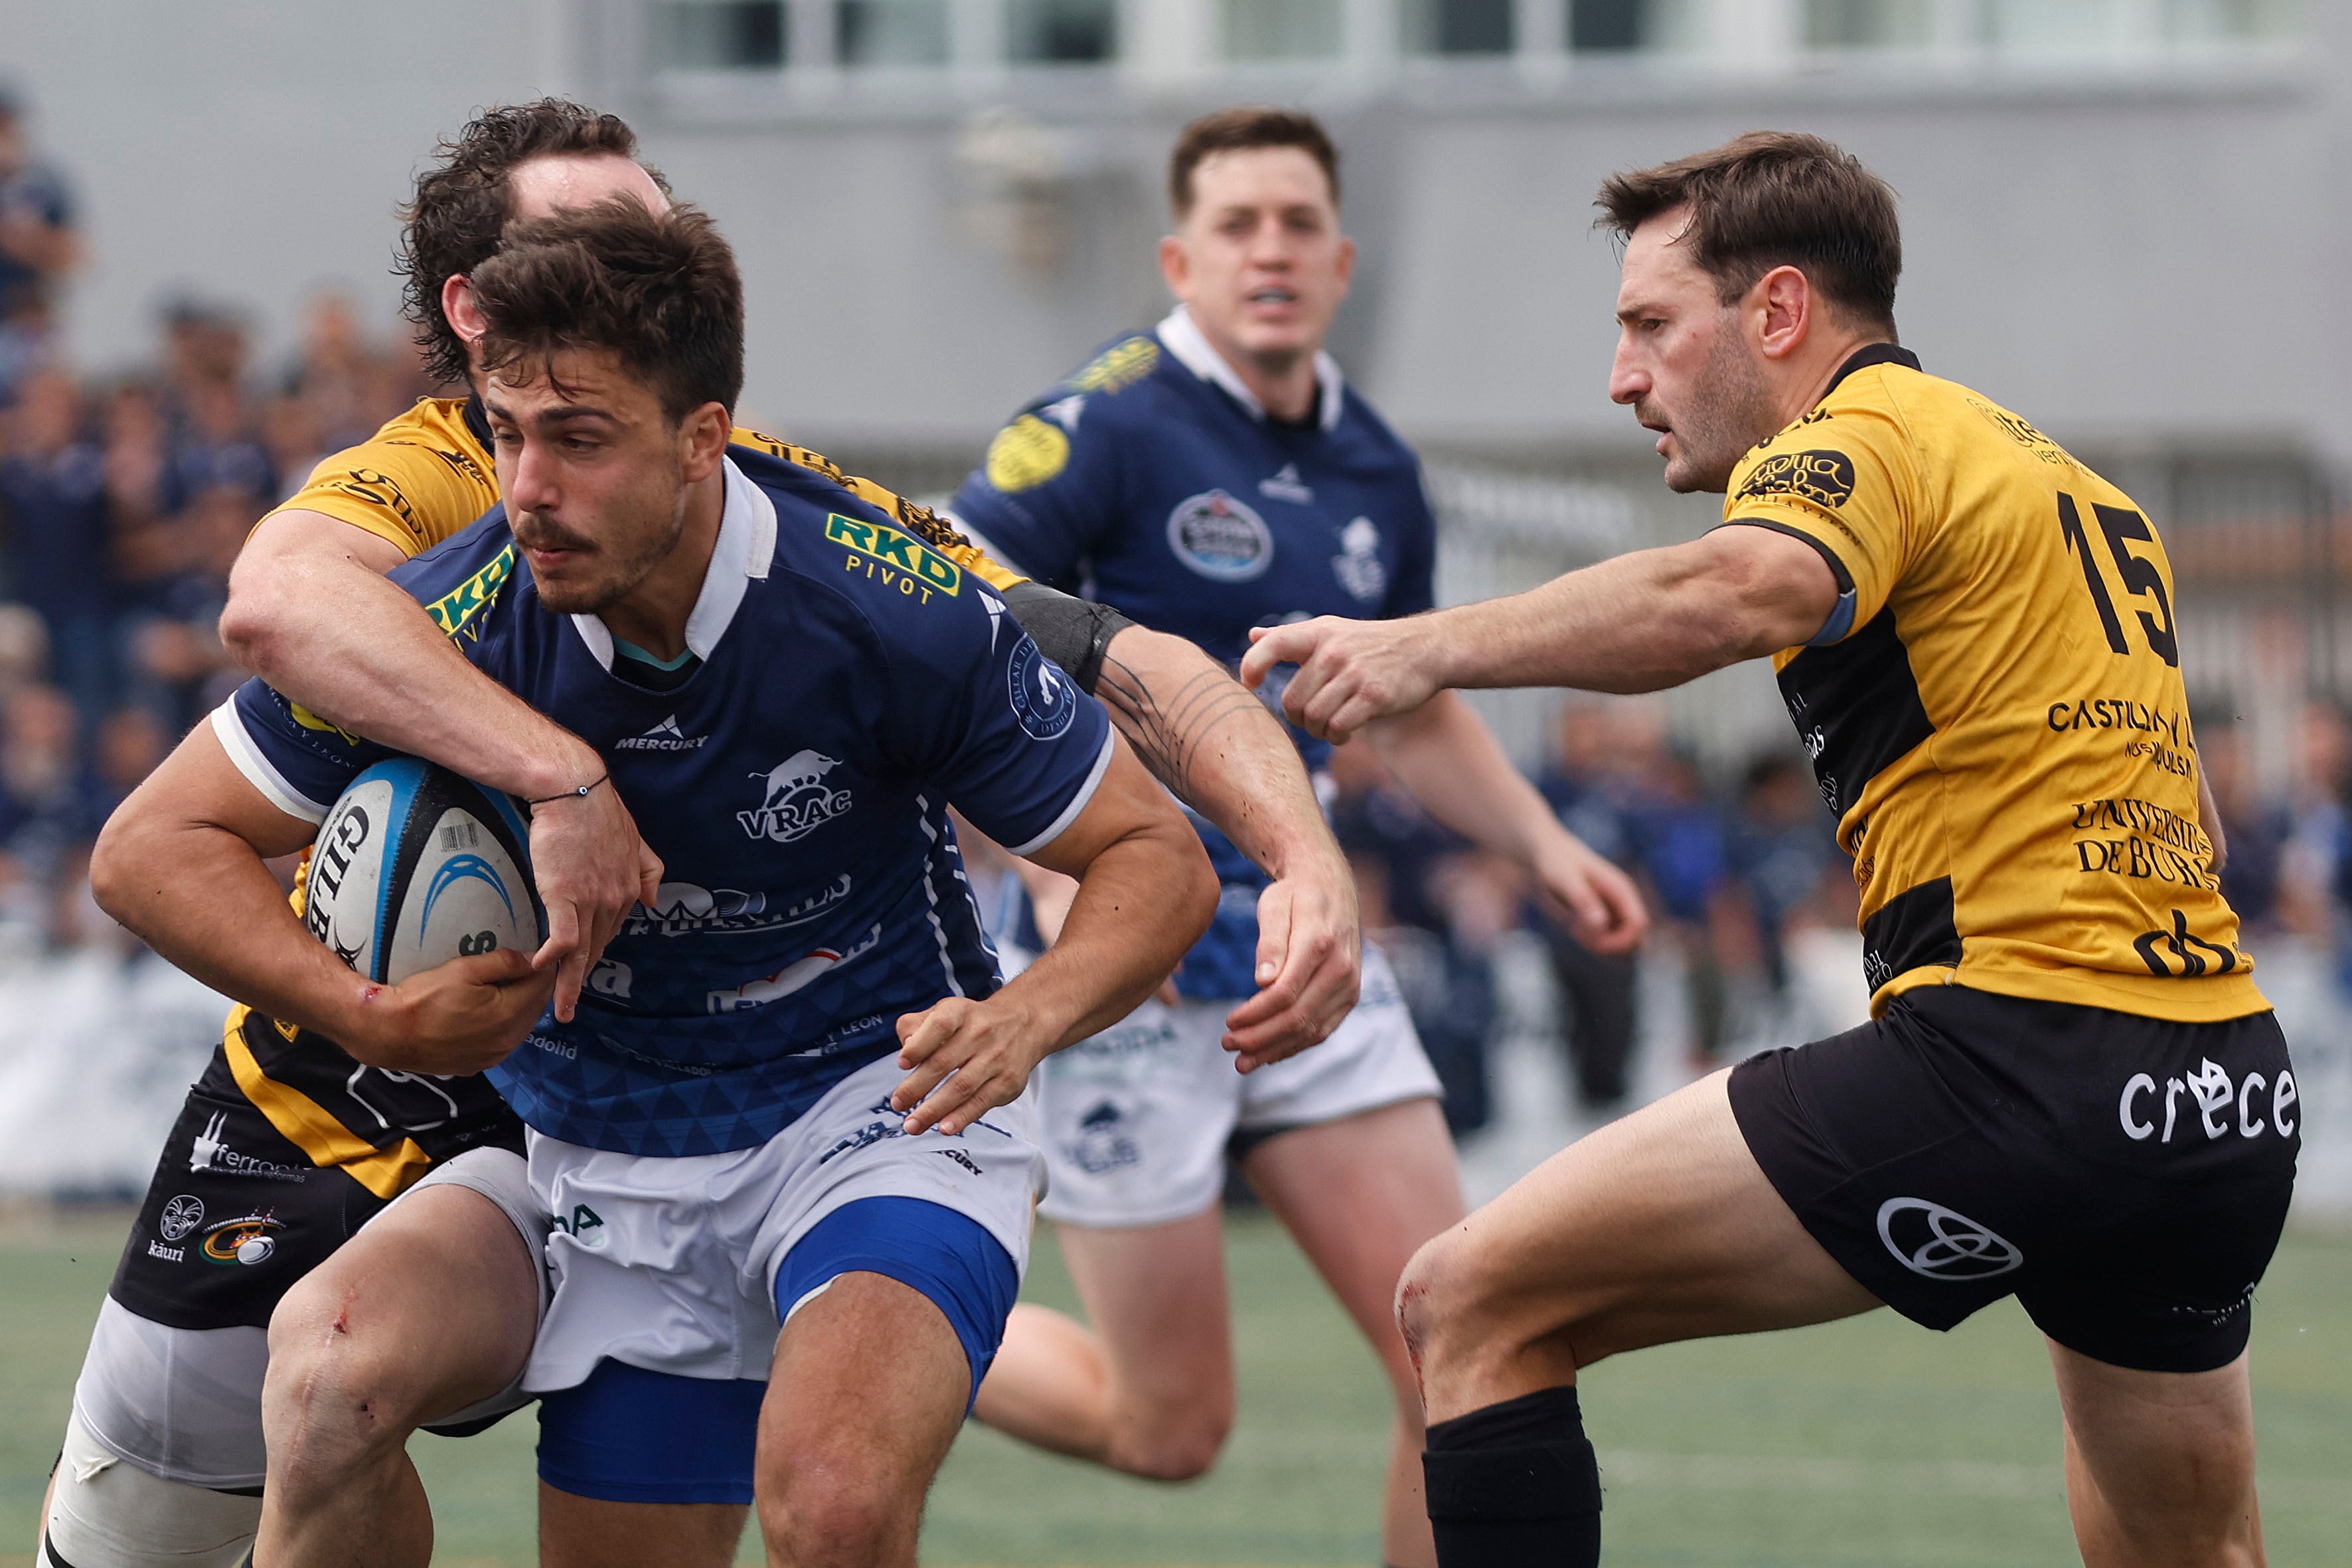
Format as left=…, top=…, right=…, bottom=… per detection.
left=1069, top=337, right=1158, bottom=394
left=824, top=514, right=963, bottom=603
left=287, top=703, right=360, bottom=745
left=426, top=544, right=515, bottom=639
left=985, top=415, right=1071, bottom=493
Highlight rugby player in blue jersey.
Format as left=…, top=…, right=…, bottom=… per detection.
left=948, top=108, right=1646, bottom=1568
left=43, top=103, right=1364, bottom=1568
left=89, top=200, right=1217, bottom=1568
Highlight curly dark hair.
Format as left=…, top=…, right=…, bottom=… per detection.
left=472, top=200, right=743, bottom=424
left=396, top=99, right=669, bottom=388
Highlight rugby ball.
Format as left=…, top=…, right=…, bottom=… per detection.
left=303, top=759, right=544, bottom=984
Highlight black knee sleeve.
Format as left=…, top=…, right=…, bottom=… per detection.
left=1422, top=1387, right=1601, bottom=1568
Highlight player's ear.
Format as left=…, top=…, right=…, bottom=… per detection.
left=1755, top=264, right=1810, bottom=360
left=1334, top=234, right=1356, bottom=294
left=678, top=402, right=730, bottom=481
left=1158, top=233, right=1191, bottom=299
left=443, top=275, right=487, bottom=346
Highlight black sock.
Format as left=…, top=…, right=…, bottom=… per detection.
left=1422, top=1385, right=1601, bottom=1568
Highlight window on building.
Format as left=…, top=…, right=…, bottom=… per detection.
left=836, top=0, right=950, bottom=65
left=1221, top=0, right=1344, bottom=61
left=653, top=1, right=786, bottom=68
left=1006, top=0, right=1117, bottom=61
left=2165, top=0, right=2300, bottom=41
left=1403, top=0, right=1516, bottom=55
left=1569, top=0, right=1645, bottom=51
left=1805, top=0, right=1933, bottom=46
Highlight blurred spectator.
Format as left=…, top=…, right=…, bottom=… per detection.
left=1328, top=738, right=1501, bottom=1137
left=1619, top=718, right=1753, bottom=1072
left=2196, top=715, right=2290, bottom=937
left=281, top=289, right=400, bottom=455
left=0, top=88, right=78, bottom=402
left=0, top=367, right=117, bottom=727
left=0, top=682, right=93, bottom=882
left=1727, top=751, right=1840, bottom=1019
left=1532, top=701, right=1642, bottom=1112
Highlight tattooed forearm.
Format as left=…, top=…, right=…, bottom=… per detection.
left=1094, top=655, right=1268, bottom=804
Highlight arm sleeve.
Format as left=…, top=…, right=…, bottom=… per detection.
left=266, top=437, right=502, bottom=560
left=1713, top=403, right=1922, bottom=645
left=997, top=580, right=1133, bottom=696
left=212, top=680, right=395, bottom=824
left=947, top=401, right=1125, bottom=590
left=886, top=595, right=1117, bottom=859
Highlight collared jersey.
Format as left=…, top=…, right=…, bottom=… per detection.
left=1723, top=345, right=2262, bottom=1023
left=216, top=401, right=1036, bottom=1180
left=271, top=396, right=1029, bottom=595
left=220, top=450, right=1113, bottom=1157
left=950, top=307, right=1437, bottom=998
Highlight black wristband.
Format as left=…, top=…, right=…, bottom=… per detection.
left=528, top=773, right=609, bottom=807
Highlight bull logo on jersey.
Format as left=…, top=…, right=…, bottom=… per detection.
left=1168, top=490, right=1273, bottom=582
left=738, top=751, right=854, bottom=843
left=1737, top=449, right=1856, bottom=511
left=1874, top=1198, right=2021, bottom=1281
left=1008, top=637, right=1079, bottom=740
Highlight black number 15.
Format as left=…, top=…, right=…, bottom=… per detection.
left=2057, top=493, right=2178, bottom=668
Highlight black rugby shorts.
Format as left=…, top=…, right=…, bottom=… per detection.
left=110, top=1079, right=524, bottom=1334
left=1729, top=984, right=2298, bottom=1373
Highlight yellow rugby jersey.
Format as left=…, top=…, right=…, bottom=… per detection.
left=1721, top=345, right=2263, bottom=1024
left=270, top=396, right=1027, bottom=591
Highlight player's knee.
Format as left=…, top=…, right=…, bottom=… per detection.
left=757, top=1458, right=908, bottom=1568
left=262, top=1275, right=427, bottom=1471
left=1109, top=1401, right=1231, bottom=1481
left=1396, top=1228, right=1480, bottom=1372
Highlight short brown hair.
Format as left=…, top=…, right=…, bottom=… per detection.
left=1597, top=131, right=1901, bottom=333
left=398, top=99, right=669, bottom=388
left=1168, top=106, right=1340, bottom=220
left=471, top=200, right=743, bottom=424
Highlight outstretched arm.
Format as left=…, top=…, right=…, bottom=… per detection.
left=890, top=736, right=1217, bottom=1135
left=1364, top=693, right=1647, bottom=953
left=90, top=724, right=555, bottom=1073
left=221, top=510, right=662, bottom=1022
left=1240, top=526, right=1840, bottom=742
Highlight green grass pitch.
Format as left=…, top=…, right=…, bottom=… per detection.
left=3, top=1208, right=2345, bottom=1566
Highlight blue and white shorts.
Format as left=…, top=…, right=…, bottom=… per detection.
left=1032, top=941, right=1441, bottom=1229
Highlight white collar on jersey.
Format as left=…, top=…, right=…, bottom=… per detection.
left=570, top=453, right=776, bottom=671
left=1156, top=304, right=1344, bottom=434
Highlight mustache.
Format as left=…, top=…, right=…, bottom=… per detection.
left=512, top=513, right=595, bottom=553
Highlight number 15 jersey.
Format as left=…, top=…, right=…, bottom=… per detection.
left=1723, top=345, right=2263, bottom=1024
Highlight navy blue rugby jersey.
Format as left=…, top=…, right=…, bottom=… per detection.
left=951, top=305, right=1435, bottom=998
left=213, top=450, right=1114, bottom=1157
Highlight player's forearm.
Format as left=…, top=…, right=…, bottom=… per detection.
left=222, top=516, right=601, bottom=800
left=91, top=815, right=388, bottom=1056
left=1366, top=690, right=1564, bottom=867
left=1095, top=626, right=1339, bottom=880
left=1002, top=817, right=1217, bottom=1050
left=1424, top=536, right=1812, bottom=696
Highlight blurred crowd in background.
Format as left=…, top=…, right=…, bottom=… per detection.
left=0, top=90, right=439, bottom=958
left=5, top=88, right=2352, bottom=1140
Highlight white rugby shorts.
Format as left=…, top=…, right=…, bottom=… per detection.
left=1033, top=941, right=1441, bottom=1229
left=521, top=1051, right=1046, bottom=1395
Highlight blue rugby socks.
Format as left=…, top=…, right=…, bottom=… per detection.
left=1421, top=1385, right=1601, bottom=1568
